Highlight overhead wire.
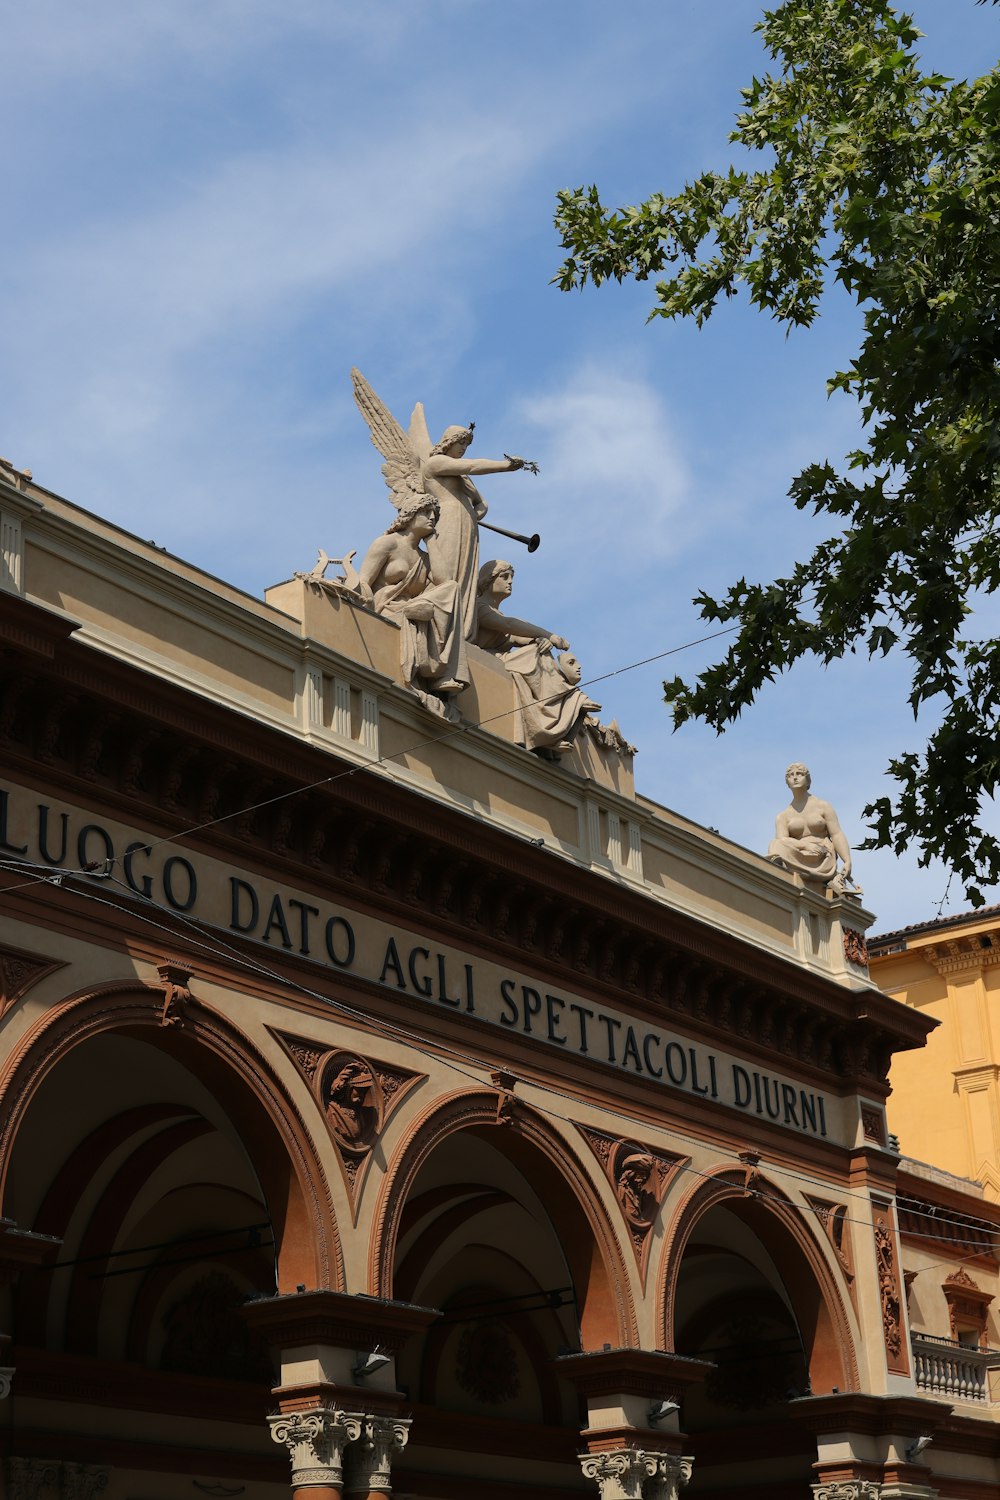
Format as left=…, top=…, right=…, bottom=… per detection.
left=123, top=620, right=744, bottom=856
left=1, top=591, right=989, bottom=1281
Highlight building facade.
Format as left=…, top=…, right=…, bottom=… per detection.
left=1, top=461, right=998, bottom=1499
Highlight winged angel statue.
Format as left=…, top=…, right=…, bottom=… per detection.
left=351, top=368, right=528, bottom=641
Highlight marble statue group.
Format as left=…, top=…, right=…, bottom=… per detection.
left=324, top=369, right=601, bottom=759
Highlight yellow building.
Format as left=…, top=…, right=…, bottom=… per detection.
left=870, top=910, right=1000, bottom=1199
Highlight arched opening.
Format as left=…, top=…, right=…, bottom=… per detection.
left=0, top=985, right=340, bottom=1486
left=374, top=1095, right=635, bottom=1493
left=662, top=1172, right=857, bottom=1499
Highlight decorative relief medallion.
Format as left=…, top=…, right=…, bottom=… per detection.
left=455, top=1318, right=520, bottom=1405
left=0, top=943, right=65, bottom=1020
left=860, top=1107, right=885, bottom=1144
left=272, top=1029, right=424, bottom=1215
left=843, top=928, right=869, bottom=968
left=322, top=1053, right=380, bottom=1150
left=577, top=1126, right=684, bottom=1281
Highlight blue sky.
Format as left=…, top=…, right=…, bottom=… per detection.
left=3, top=1, right=998, bottom=931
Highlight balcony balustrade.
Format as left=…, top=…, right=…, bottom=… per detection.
left=911, top=1333, right=1000, bottom=1404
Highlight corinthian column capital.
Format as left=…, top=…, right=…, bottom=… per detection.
left=268, top=1407, right=364, bottom=1490
left=642, top=1452, right=694, bottom=1499
left=578, top=1448, right=649, bottom=1500
left=812, top=1484, right=883, bottom=1500
left=344, top=1415, right=411, bottom=1495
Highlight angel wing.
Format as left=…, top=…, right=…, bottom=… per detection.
left=352, top=367, right=423, bottom=511
left=408, top=401, right=432, bottom=459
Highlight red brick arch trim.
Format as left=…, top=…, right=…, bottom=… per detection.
left=369, top=1089, right=638, bottom=1348
left=657, top=1165, right=859, bottom=1394
left=0, top=980, right=343, bottom=1293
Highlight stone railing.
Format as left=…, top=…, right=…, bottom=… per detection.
left=911, top=1333, right=1000, bottom=1404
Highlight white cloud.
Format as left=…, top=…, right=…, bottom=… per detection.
left=509, top=363, right=692, bottom=562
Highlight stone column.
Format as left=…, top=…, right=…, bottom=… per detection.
left=579, top=1450, right=649, bottom=1500
left=343, top=1415, right=410, bottom=1498
left=269, top=1407, right=364, bottom=1500
left=643, top=1452, right=693, bottom=1500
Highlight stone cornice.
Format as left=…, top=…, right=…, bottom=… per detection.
left=556, top=1347, right=712, bottom=1399
left=242, top=1288, right=439, bottom=1355
left=923, top=931, right=1000, bottom=976
left=0, top=592, right=934, bottom=1086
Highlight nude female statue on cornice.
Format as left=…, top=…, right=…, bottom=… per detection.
left=358, top=494, right=468, bottom=717
left=767, top=763, right=861, bottom=897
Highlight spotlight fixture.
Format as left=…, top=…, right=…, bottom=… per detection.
left=647, top=1398, right=680, bottom=1426
left=353, top=1347, right=391, bottom=1381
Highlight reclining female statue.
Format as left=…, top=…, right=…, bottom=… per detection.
left=475, top=558, right=599, bottom=758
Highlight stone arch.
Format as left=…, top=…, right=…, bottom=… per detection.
left=0, top=979, right=342, bottom=1294
left=657, top=1164, right=859, bottom=1394
left=370, top=1088, right=638, bottom=1348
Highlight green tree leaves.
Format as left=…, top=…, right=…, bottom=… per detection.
left=555, top=0, right=1000, bottom=903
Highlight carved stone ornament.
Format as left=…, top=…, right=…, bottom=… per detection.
left=872, top=1204, right=907, bottom=1371
left=60, top=1464, right=110, bottom=1500
left=455, top=1318, right=520, bottom=1405
left=942, top=1265, right=993, bottom=1343
left=812, top=1484, right=882, bottom=1500
left=805, top=1196, right=855, bottom=1294
left=344, top=1414, right=410, bottom=1495
left=578, top=1127, right=683, bottom=1281
left=9, top=1458, right=61, bottom=1500
left=843, top=928, right=870, bottom=968
left=643, top=1453, right=694, bottom=1500
left=0, top=943, right=64, bottom=1021
left=272, top=1030, right=424, bottom=1214
left=860, top=1106, right=885, bottom=1144
left=6, top=1459, right=106, bottom=1500
left=579, top=1449, right=649, bottom=1500
left=268, top=1407, right=364, bottom=1489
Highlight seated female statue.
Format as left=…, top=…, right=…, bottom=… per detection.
left=767, top=763, right=858, bottom=896
left=359, top=496, right=468, bottom=709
